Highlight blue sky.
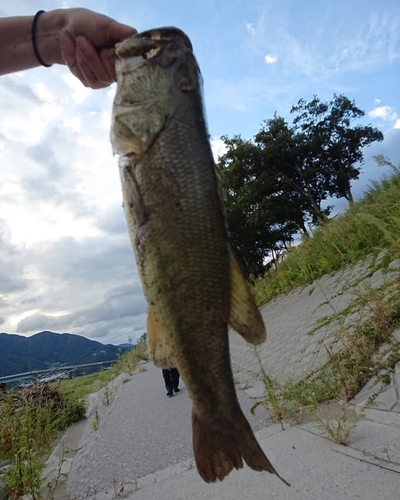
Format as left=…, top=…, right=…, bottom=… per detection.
left=0, top=0, right=399, bottom=344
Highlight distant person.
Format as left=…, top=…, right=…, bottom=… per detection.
left=0, top=8, right=137, bottom=89
left=162, top=368, right=180, bottom=397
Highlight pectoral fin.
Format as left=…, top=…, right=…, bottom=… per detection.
left=147, top=309, right=176, bottom=368
left=229, top=252, right=266, bottom=345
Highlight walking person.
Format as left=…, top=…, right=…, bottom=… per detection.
left=162, top=368, right=180, bottom=397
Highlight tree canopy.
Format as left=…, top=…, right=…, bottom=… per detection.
left=218, top=94, right=384, bottom=279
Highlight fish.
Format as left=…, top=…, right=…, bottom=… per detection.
left=110, top=27, right=289, bottom=486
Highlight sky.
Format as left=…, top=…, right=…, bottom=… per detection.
left=0, top=0, right=399, bottom=345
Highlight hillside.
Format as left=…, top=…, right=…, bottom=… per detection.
left=253, top=167, right=400, bottom=305
left=0, top=331, right=125, bottom=377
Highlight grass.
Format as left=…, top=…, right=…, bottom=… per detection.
left=251, top=346, right=338, bottom=427
left=91, top=411, right=100, bottom=432
left=249, top=165, right=400, bottom=442
left=0, top=386, right=86, bottom=499
left=57, top=370, right=114, bottom=400
left=315, top=406, right=358, bottom=445
left=57, top=342, right=149, bottom=400
left=0, top=342, right=149, bottom=498
left=251, top=277, right=400, bottom=430
left=253, top=166, right=400, bottom=306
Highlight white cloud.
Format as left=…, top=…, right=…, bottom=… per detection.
left=245, top=7, right=400, bottom=80
left=265, top=54, right=278, bottom=64
left=0, top=45, right=145, bottom=343
left=374, top=98, right=381, bottom=105
left=368, top=105, right=400, bottom=130
left=245, top=23, right=255, bottom=36
left=368, top=105, right=397, bottom=121
left=210, top=138, right=227, bottom=161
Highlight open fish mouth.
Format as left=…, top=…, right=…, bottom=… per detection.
left=115, top=26, right=193, bottom=61
left=133, top=27, right=193, bottom=51
left=111, top=27, right=201, bottom=158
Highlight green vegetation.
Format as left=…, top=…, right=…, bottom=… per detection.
left=57, top=370, right=114, bottom=400
left=58, top=341, right=149, bottom=399
left=219, top=94, right=383, bottom=278
left=251, top=347, right=338, bottom=427
left=0, top=384, right=86, bottom=499
left=253, top=163, right=400, bottom=305
left=244, top=159, right=400, bottom=445
left=315, top=407, right=358, bottom=445
left=0, top=342, right=149, bottom=498
left=251, top=274, right=400, bottom=431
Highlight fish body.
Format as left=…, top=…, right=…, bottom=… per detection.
left=110, top=27, right=288, bottom=485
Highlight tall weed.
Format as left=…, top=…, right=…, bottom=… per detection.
left=0, top=386, right=86, bottom=499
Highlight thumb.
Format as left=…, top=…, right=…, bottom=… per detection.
left=105, top=21, right=137, bottom=45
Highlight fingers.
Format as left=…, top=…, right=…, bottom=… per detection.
left=58, top=9, right=138, bottom=90
left=60, top=35, right=115, bottom=89
left=59, top=34, right=89, bottom=87
left=104, top=19, right=137, bottom=45
left=99, top=47, right=118, bottom=82
left=76, top=36, right=113, bottom=88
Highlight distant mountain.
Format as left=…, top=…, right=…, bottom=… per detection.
left=117, top=343, right=136, bottom=349
left=0, top=331, right=126, bottom=377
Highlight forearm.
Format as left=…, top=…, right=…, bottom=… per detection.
left=0, top=11, right=67, bottom=76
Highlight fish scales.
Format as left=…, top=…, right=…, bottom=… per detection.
left=110, top=27, right=289, bottom=486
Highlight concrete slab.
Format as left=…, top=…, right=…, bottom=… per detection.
left=87, top=426, right=400, bottom=500
left=351, top=372, right=393, bottom=406
left=350, top=420, right=400, bottom=468
left=361, top=408, right=400, bottom=427
left=373, top=386, right=398, bottom=411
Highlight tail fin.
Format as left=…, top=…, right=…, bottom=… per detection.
left=192, top=409, right=290, bottom=485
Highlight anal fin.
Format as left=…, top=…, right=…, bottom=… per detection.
left=147, top=309, right=176, bottom=368
left=229, top=251, right=266, bottom=345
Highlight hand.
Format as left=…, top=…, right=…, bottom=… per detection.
left=56, top=8, right=137, bottom=89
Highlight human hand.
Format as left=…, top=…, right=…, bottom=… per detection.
left=45, top=8, right=137, bottom=89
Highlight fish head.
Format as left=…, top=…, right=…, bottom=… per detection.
left=110, top=27, right=201, bottom=158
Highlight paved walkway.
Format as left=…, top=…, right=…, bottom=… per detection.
left=66, top=363, right=268, bottom=499
left=229, top=253, right=400, bottom=414
left=61, top=362, right=400, bottom=500
left=54, top=254, right=400, bottom=499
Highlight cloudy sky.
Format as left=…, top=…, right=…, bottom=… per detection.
left=0, top=0, right=399, bottom=345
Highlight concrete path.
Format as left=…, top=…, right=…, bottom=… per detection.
left=66, top=363, right=268, bottom=499
left=109, top=424, right=400, bottom=500
left=229, top=254, right=400, bottom=413
left=57, top=255, right=400, bottom=499
left=62, top=360, right=400, bottom=500
left=64, top=390, right=400, bottom=500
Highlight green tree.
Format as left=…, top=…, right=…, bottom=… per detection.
left=254, top=115, right=331, bottom=224
left=220, top=94, right=384, bottom=277
left=219, top=135, right=298, bottom=278
left=291, top=94, right=384, bottom=204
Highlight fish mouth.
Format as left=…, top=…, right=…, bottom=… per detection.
left=111, top=27, right=197, bottom=157
left=115, top=27, right=193, bottom=60
left=134, top=27, right=193, bottom=52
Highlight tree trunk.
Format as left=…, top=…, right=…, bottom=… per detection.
left=345, top=188, right=354, bottom=205
left=299, top=220, right=310, bottom=237
left=293, top=162, right=322, bottom=216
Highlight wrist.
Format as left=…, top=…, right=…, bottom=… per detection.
left=35, top=10, right=68, bottom=66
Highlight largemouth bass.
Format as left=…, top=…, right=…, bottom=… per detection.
left=110, top=27, right=288, bottom=486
